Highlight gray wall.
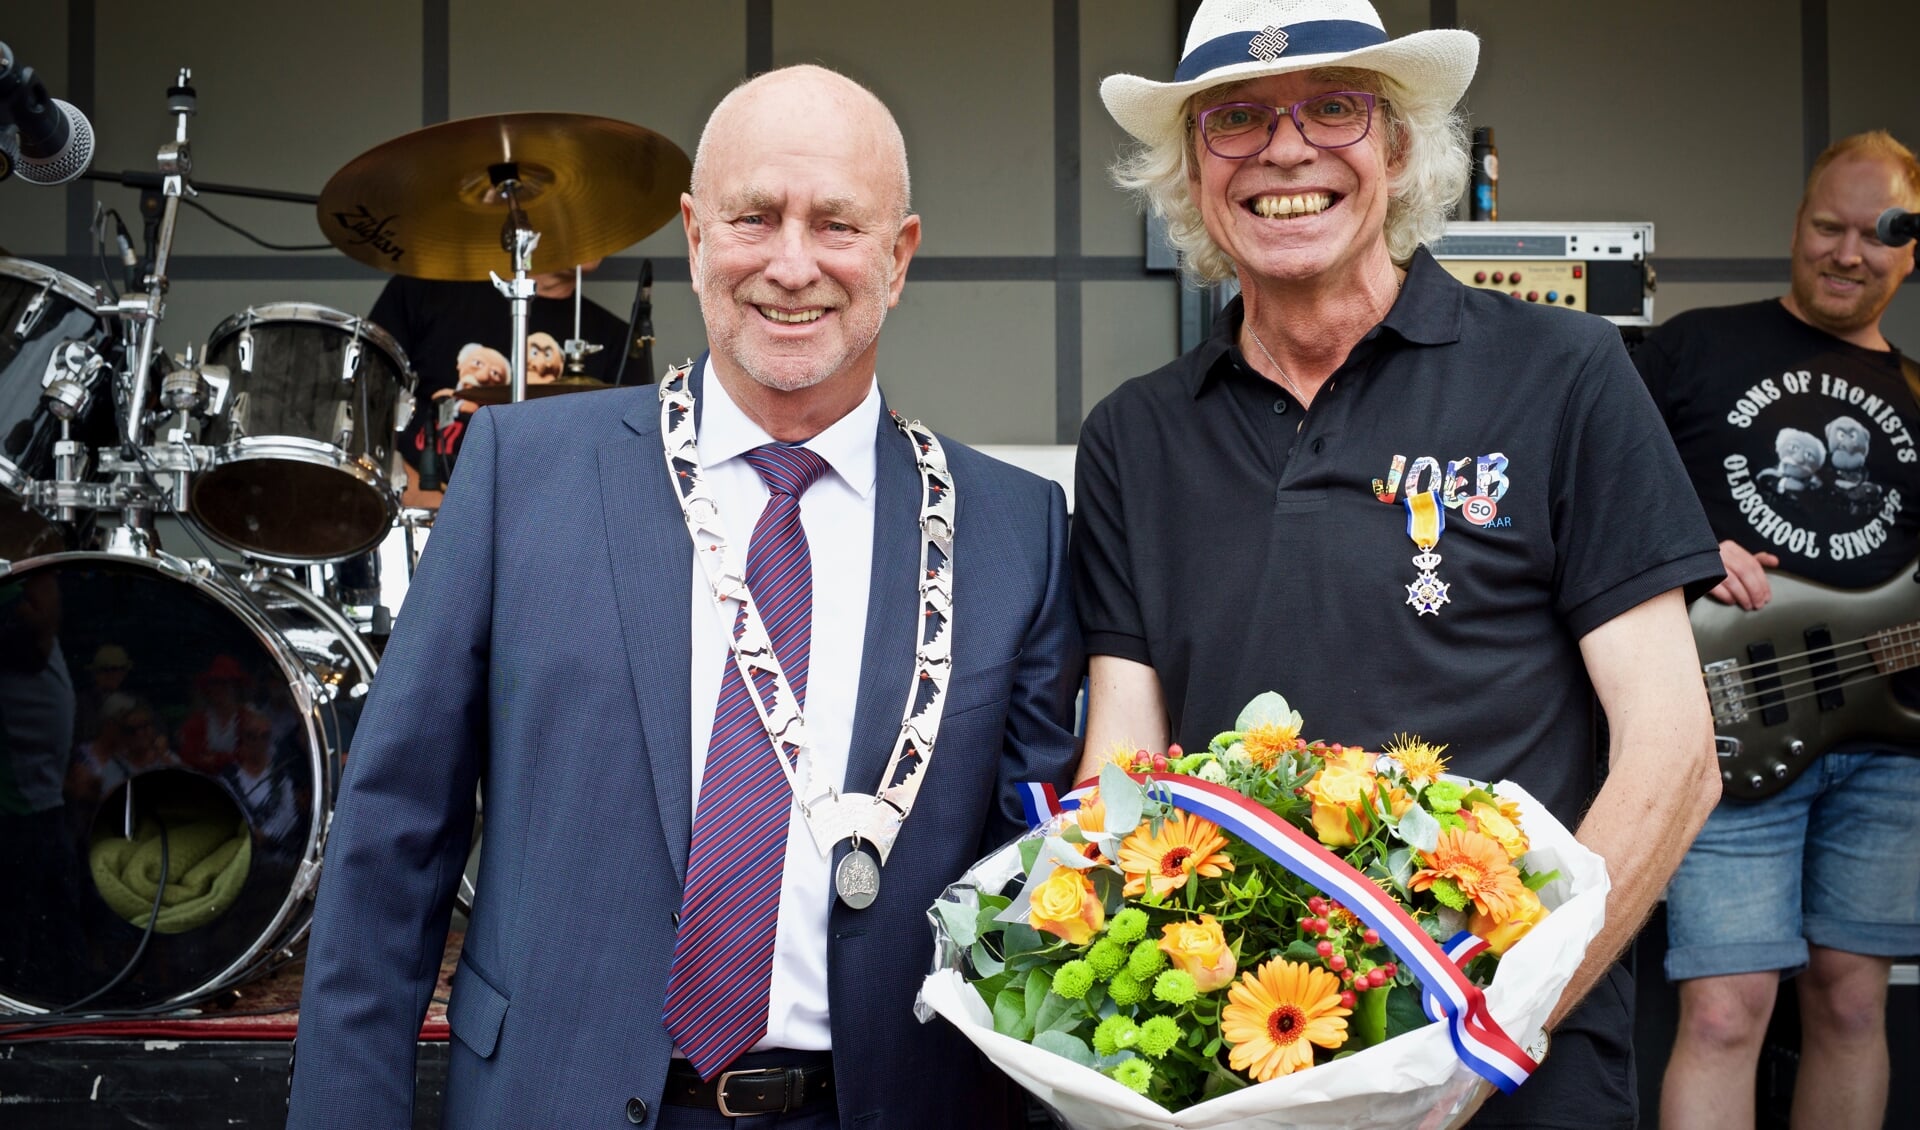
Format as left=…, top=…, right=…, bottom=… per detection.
left=2, top=1, right=1915, bottom=446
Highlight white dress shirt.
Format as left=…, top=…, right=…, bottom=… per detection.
left=686, top=360, right=878, bottom=1052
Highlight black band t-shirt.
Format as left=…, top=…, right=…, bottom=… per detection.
left=368, top=275, right=631, bottom=475
left=1636, top=299, right=1920, bottom=588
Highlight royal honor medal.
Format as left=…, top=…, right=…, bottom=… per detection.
left=1403, top=489, right=1450, bottom=616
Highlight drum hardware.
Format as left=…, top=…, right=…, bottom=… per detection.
left=454, top=376, right=615, bottom=406
left=319, top=111, right=689, bottom=404
left=120, top=68, right=196, bottom=448
left=491, top=166, right=542, bottom=402
left=562, top=263, right=604, bottom=378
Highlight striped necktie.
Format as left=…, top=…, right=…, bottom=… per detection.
left=662, top=442, right=831, bottom=1078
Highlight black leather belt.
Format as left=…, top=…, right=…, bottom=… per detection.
left=664, top=1055, right=834, bottom=1117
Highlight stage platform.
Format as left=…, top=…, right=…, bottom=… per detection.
left=0, top=932, right=460, bottom=1128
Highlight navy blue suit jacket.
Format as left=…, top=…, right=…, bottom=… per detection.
left=287, top=370, right=1082, bottom=1128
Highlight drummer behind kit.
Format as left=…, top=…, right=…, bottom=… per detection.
left=0, top=50, right=690, bottom=1015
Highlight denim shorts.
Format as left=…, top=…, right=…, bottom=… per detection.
left=1664, top=751, right=1920, bottom=981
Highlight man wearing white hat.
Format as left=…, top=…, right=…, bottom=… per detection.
left=1074, top=2, right=1726, bottom=1123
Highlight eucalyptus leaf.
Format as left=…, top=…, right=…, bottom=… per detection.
left=969, top=939, right=1006, bottom=978
left=1234, top=691, right=1295, bottom=731
left=1019, top=837, right=1043, bottom=875
left=1090, top=867, right=1126, bottom=914
left=1100, top=761, right=1145, bottom=832
left=1033, top=1029, right=1094, bottom=1067
left=1393, top=801, right=1441, bottom=853
left=1387, top=847, right=1415, bottom=892
left=934, top=898, right=979, bottom=948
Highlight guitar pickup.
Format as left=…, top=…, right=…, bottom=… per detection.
left=1746, top=641, right=1789, bottom=726
left=1803, top=625, right=1845, bottom=712
left=1702, top=658, right=1748, bottom=726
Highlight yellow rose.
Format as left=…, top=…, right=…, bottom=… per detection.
left=1304, top=753, right=1379, bottom=846
left=1310, top=801, right=1361, bottom=846
left=1467, top=885, right=1549, bottom=956
left=1158, top=914, right=1238, bottom=992
left=1029, top=868, right=1104, bottom=945
left=1469, top=801, right=1529, bottom=861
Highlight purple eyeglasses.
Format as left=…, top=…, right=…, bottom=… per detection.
left=1194, top=92, right=1378, bottom=159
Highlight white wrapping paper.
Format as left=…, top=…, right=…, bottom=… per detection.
left=918, top=780, right=1609, bottom=1130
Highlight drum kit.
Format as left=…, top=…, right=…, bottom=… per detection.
left=0, top=68, right=688, bottom=1015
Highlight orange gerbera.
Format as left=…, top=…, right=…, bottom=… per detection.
left=1118, top=812, right=1234, bottom=898
left=1222, top=958, right=1351, bottom=1081
left=1410, top=828, right=1532, bottom=924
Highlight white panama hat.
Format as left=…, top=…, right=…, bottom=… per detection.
left=1101, top=0, right=1479, bottom=147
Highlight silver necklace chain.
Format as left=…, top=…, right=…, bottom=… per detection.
left=1242, top=271, right=1406, bottom=405
left=1243, top=321, right=1307, bottom=405
left=658, top=360, right=954, bottom=866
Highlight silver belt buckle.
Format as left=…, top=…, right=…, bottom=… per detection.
left=715, top=1067, right=795, bottom=1118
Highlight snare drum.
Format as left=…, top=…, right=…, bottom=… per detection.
left=194, top=305, right=414, bottom=564
left=0, top=259, right=118, bottom=560
left=0, top=552, right=376, bottom=1012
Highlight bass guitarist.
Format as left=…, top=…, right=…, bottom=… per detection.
left=1636, top=130, right=1920, bottom=1130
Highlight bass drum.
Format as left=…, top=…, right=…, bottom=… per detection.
left=0, top=259, right=120, bottom=561
left=0, top=552, right=376, bottom=1012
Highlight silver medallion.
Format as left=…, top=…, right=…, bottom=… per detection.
left=835, top=846, right=881, bottom=909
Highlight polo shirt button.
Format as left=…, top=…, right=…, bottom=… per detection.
left=626, top=1096, right=648, bottom=1123
left=1272, top=398, right=1288, bottom=415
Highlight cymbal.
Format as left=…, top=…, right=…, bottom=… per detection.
left=318, top=112, right=690, bottom=280
left=455, top=378, right=617, bottom=406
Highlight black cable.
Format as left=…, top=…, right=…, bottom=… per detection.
left=182, top=197, right=333, bottom=253
left=19, top=815, right=171, bottom=1021
left=92, top=203, right=121, bottom=302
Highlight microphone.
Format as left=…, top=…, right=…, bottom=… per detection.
left=1876, top=207, right=1919, bottom=249
left=0, top=42, right=95, bottom=186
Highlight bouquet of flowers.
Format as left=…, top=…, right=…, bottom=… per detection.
left=918, top=693, right=1610, bottom=1130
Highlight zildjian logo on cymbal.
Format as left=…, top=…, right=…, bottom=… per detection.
left=331, top=204, right=406, bottom=263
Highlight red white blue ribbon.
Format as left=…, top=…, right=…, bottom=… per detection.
left=1025, top=773, right=1537, bottom=1093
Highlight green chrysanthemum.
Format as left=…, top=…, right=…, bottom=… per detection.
left=1086, top=937, right=1126, bottom=979
left=1137, top=1015, right=1181, bottom=1059
left=1051, top=959, right=1094, bottom=1000
left=1152, top=969, right=1198, bottom=1005
left=1127, top=938, right=1168, bottom=980
left=1425, top=780, right=1466, bottom=813
left=1091, top=1014, right=1139, bottom=1057
left=1110, top=1057, right=1153, bottom=1094
left=1107, top=907, right=1149, bottom=945
left=1107, top=969, right=1148, bottom=1006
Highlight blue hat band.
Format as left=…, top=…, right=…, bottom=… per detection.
left=1173, top=20, right=1390, bottom=83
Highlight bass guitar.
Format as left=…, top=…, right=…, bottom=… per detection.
left=1691, top=560, right=1920, bottom=801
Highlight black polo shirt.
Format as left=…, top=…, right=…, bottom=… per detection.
left=1073, top=247, right=1723, bottom=833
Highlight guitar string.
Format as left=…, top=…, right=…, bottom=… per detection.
left=1701, top=621, right=1920, bottom=676
left=1709, top=667, right=1899, bottom=719
left=1709, top=654, right=1904, bottom=711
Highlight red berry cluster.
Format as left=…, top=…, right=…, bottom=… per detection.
left=1126, top=742, right=1184, bottom=774
left=1296, top=894, right=1401, bottom=1009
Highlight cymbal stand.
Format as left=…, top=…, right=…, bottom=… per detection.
left=487, top=163, right=539, bottom=403
left=562, top=264, right=603, bottom=377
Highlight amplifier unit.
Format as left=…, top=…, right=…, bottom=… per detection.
left=1430, top=221, right=1656, bottom=326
